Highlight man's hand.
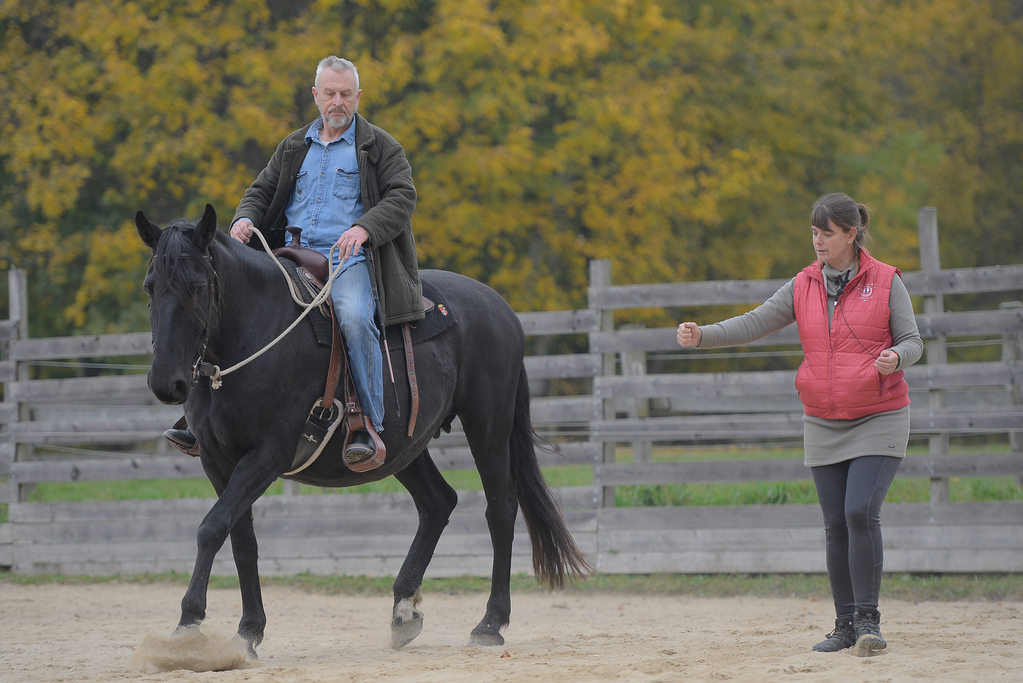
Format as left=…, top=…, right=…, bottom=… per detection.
left=676, top=322, right=702, bottom=347
left=337, top=225, right=370, bottom=261
left=875, top=348, right=900, bottom=376
left=230, top=219, right=254, bottom=244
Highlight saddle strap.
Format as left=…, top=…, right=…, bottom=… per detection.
left=322, top=307, right=343, bottom=409
left=402, top=323, right=420, bottom=438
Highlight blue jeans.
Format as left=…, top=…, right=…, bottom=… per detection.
left=330, top=259, right=384, bottom=433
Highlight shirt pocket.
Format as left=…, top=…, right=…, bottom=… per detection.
left=332, top=168, right=360, bottom=200
left=293, top=170, right=309, bottom=201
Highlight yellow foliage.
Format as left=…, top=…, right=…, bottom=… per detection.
left=0, top=0, right=1020, bottom=335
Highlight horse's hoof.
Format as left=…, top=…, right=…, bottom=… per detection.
left=468, top=620, right=505, bottom=646
left=468, top=631, right=504, bottom=647
left=391, top=601, right=424, bottom=650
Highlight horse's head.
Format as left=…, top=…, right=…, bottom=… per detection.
left=136, top=204, right=221, bottom=404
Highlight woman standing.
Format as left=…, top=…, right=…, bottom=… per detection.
left=677, top=193, right=923, bottom=656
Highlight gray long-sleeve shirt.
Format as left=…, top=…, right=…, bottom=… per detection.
left=698, top=262, right=923, bottom=370
left=696, top=260, right=924, bottom=467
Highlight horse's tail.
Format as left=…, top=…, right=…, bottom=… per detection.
left=509, top=365, right=593, bottom=588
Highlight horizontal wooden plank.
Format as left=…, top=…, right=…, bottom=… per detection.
left=595, top=361, right=1023, bottom=401
left=517, top=309, right=600, bottom=335
left=532, top=396, right=603, bottom=424
left=524, top=353, right=601, bottom=379
left=10, top=455, right=206, bottom=484
left=11, top=506, right=598, bottom=546
left=595, top=547, right=1023, bottom=574
left=596, top=549, right=827, bottom=574
left=8, top=486, right=596, bottom=522
left=597, top=524, right=1023, bottom=555
left=7, top=374, right=152, bottom=403
left=9, top=332, right=152, bottom=361
left=590, top=413, right=807, bottom=442
left=596, top=501, right=1023, bottom=531
left=590, top=325, right=800, bottom=354
left=916, top=308, right=1023, bottom=337
left=586, top=405, right=1023, bottom=442
left=6, top=416, right=175, bottom=443
left=902, top=264, right=1023, bottom=296
left=590, top=309, right=1023, bottom=354
left=588, top=265, right=1023, bottom=311
left=595, top=453, right=1023, bottom=486
left=10, top=551, right=549, bottom=578
left=595, top=458, right=809, bottom=486
left=590, top=278, right=792, bottom=309
left=599, top=526, right=825, bottom=553
left=910, top=405, right=1023, bottom=432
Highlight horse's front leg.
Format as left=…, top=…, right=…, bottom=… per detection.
left=178, top=446, right=281, bottom=653
left=196, top=456, right=268, bottom=657
left=390, top=449, right=458, bottom=649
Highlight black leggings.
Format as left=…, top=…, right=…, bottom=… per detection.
left=810, top=456, right=901, bottom=618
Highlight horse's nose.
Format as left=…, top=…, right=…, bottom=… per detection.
left=147, top=369, right=190, bottom=405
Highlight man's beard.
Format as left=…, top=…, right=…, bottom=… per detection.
left=325, top=106, right=356, bottom=130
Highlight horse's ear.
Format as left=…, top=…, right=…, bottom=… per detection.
left=135, top=210, right=161, bottom=249
left=194, top=203, right=218, bottom=249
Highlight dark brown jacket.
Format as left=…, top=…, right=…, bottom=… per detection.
left=232, top=113, right=424, bottom=326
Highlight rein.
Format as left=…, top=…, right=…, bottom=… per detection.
left=189, top=229, right=345, bottom=389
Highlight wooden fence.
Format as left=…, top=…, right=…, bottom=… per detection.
left=1, top=207, right=1021, bottom=576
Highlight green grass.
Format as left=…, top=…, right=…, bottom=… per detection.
left=7, top=443, right=1022, bottom=508
left=1, top=570, right=1021, bottom=602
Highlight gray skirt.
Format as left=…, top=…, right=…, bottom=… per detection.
left=802, top=404, right=910, bottom=468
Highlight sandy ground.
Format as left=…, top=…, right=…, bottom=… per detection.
left=0, top=582, right=1020, bottom=682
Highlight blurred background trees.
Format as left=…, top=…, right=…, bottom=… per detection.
left=2, top=0, right=1021, bottom=336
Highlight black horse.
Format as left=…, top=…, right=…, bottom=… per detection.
left=135, top=204, right=589, bottom=656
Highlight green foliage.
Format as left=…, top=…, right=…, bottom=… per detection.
left=1, top=0, right=1021, bottom=336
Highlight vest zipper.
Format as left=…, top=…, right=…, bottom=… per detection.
left=829, top=290, right=839, bottom=419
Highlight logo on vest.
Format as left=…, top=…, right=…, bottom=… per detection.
left=859, top=283, right=874, bottom=299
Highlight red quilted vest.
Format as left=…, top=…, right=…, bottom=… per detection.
left=793, top=250, right=910, bottom=420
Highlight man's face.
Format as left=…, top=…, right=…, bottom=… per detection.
left=313, top=68, right=361, bottom=132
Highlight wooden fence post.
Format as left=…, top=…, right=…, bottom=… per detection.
left=1001, top=300, right=1023, bottom=486
left=918, top=208, right=950, bottom=503
left=589, top=259, right=617, bottom=508
left=7, top=267, right=35, bottom=503
left=619, top=324, right=652, bottom=464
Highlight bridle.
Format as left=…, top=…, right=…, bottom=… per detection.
left=173, top=252, right=221, bottom=389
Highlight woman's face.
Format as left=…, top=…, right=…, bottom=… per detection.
left=811, top=220, right=857, bottom=269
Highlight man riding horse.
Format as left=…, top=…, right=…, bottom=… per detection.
left=165, top=55, right=423, bottom=462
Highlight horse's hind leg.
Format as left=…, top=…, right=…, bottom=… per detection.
left=390, top=448, right=458, bottom=649
left=461, top=417, right=517, bottom=646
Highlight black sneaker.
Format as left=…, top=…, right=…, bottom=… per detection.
left=812, top=616, right=856, bottom=652
left=344, top=429, right=376, bottom=464
left=852, top=610, right=887, bottom=656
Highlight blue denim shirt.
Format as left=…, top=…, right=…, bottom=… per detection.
left=284, top=117, right=365, bottom=272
